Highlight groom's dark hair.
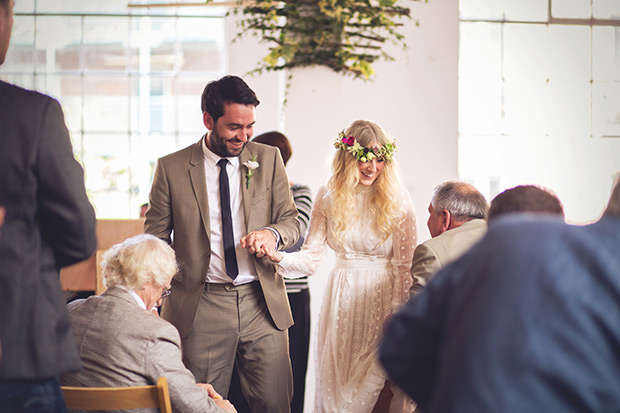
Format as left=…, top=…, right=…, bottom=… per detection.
left=201, top=75, right=260, bottom=123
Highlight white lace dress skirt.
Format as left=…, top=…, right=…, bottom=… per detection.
left=314, top=257, right=415, bottom=413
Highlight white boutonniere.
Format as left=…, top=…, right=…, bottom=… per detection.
left=243, top=155, right=259, bottom=189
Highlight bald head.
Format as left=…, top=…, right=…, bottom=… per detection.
left=488, top=185, right=564, bottom=223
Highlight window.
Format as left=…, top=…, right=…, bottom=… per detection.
left=459, top=0, right=620, bottom=222
left=1, top=0, right=227, bottom=217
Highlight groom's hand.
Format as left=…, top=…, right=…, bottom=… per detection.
left=241, top=229, right=276, bottom=258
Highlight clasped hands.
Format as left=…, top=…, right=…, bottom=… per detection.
left=195, top=383, right=236, bottom=412
left=240, top=229, right=283, bottom=263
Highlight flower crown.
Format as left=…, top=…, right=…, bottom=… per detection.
left=333, top=131, right=396, bottom=162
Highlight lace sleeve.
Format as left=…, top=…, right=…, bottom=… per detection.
left=277, top=186, right=329, bottom=278
left=390, top=187, right=417, bottom=309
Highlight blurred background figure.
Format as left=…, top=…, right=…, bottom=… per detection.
left=228, top=131, right=313, bottom=413
left=380, top=178, right=620, bottom=412
left=139, top=202, right=149, bottom=218
left=487, top=184, right=564, bottom=223
left=61, top=234, right=236, bottom=413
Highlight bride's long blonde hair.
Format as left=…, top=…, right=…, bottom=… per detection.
left=327, top=120, right=404, bottom=246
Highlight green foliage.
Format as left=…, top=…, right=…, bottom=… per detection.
left=227, top=0, right=421, bottom=80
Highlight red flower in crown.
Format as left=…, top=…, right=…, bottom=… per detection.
left=342, top=135, right=355, bottom=146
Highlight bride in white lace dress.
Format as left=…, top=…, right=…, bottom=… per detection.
left=263, top=120, right=417, bottom=412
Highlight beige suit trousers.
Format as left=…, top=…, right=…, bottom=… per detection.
left=182, top=282, right=293, bottom=413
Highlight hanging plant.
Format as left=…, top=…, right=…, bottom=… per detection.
left=226, top=0, right=423, bottom=80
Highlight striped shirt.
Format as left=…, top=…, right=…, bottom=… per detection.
left=284, top=184, right=313, bottom=293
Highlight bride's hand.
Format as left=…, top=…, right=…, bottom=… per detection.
left=261, top=245, right=283, bottom=263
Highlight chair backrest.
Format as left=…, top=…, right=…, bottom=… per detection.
left=60, top=219, right=145, bottom=294
left=62, top=376, right=172, bottom=412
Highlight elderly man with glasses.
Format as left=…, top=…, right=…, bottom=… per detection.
left=61, top=234, right=236, bottom=413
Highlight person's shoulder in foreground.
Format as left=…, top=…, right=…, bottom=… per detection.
left=0, top=0, right=97, bottom=386
left=380, top=180, right=620, bottom=412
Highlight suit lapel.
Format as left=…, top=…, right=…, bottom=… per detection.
left=189, top=139, right=211, bottom=239
left=240, top=147, right=254, bottom=230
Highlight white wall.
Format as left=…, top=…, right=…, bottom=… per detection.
left=226, top=0, right=459, bottom=410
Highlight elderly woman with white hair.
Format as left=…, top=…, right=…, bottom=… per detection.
left=100, top=233, right=177, bottom=310
left=60, top=234, right=236, bottom=413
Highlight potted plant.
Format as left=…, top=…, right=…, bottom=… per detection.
left=228, top=0, right=422, bottom=80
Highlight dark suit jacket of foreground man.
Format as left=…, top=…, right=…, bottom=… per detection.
left=60, top=288, right=226, bottom=412
left=380, top=213, right=620, bottom=412
left=145, top=140, right=300, bottom=338
left=0, top=81, right=97, bottom=379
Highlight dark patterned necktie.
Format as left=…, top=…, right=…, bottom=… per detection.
left=217, top=159, right=239, bottom=280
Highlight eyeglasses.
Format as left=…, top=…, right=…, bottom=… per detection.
left=160, top=288, right=172, bottom=300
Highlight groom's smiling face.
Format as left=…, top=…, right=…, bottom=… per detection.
left=204, top=103, right=256, bottom=158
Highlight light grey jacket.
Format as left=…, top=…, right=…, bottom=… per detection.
left=410, top=219, right=487, bottom=295
left=60, top=287, right=225, bottom=413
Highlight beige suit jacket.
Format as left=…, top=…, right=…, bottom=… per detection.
left=410, top=219, right=487, bottom=295
left=60, top=288, right=224, bottom=413
left=145, top=140, right=300, bottom=337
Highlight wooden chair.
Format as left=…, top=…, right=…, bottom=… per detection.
left=61, top=376, right=172, bottom=412
left=61, top=219, right=145, bottom=294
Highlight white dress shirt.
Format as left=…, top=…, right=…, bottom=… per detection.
left=117, top=285, right=147, bottom=310
left=202, top=138, right=258, bottom=285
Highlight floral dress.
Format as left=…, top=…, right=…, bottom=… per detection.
left=277, top=185, right=417, bottom=412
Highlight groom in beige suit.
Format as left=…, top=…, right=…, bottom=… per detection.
left=145, top=75, right=300, bottom=413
